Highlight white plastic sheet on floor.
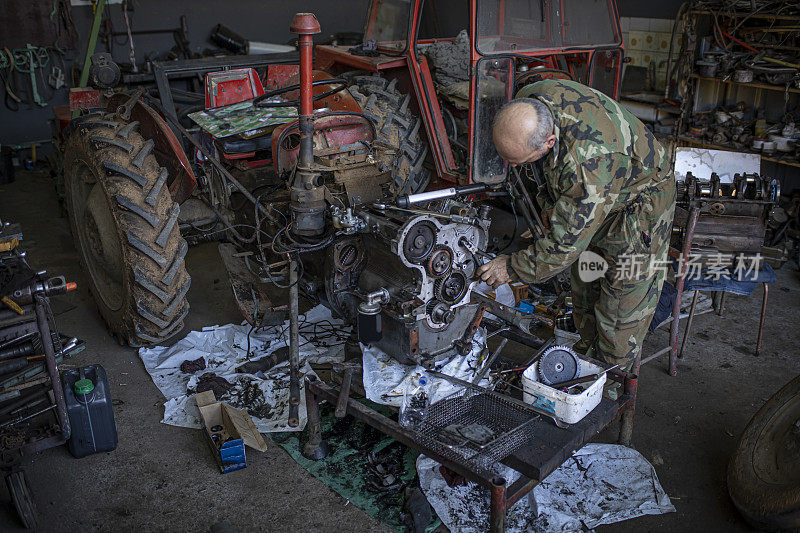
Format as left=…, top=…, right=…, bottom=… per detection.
left=417, top=443, right=675, bottom=532
left=138, top=305, right=349, bottom=432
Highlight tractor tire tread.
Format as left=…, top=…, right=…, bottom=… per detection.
left=63, top=117, right=190, bottom=346
left=345, top=73, right=429, bottom=194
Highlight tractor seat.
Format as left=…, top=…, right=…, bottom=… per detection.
left=215, top=133, right=272, bottom=155
left=204, top=68, right=272, bottom=158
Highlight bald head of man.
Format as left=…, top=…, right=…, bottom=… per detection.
left=492, top=97, right=556, bottom=166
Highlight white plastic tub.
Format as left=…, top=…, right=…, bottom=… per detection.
left=521, top=357, right=605, bottom=424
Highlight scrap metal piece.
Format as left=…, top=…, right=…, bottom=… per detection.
left=537, top=345, right=580, bottom=385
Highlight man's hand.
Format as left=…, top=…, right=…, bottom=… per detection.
left=477, top=254, right=511, bottom=289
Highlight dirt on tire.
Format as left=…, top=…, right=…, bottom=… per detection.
left=63, top=113, right=190, bottom=346
left=345, top=73, right=430, bottom=195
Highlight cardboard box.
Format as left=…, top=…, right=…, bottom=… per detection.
left=195, top=391, right=267, bottom=474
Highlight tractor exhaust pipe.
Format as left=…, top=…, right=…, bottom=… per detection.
left=289, top=13, right=325, bottom=236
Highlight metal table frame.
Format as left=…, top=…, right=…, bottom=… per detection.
left=304, top=368, right=637, bottom=532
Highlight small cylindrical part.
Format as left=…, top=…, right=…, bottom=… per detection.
left=0, top=341, right=35, bottom=360
left=357, top=310, right=382, bottom=344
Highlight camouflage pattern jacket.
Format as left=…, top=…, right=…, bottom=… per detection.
left=509, top=79, right=673, bottom=283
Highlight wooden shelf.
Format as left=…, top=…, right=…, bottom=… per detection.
left=690, top=74, right=800, bottom=95
left=678, top=135, right=800, bottom=169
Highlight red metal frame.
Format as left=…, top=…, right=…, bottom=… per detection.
left=318, top=0, right=624, bottom=185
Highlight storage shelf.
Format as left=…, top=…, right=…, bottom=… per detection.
left=690, top=73, right=800, bottom=95
left=678, top=135, right=800, bottom=169
left=691, top=10, right=800, bottom=22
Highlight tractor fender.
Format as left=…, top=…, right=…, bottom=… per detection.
left=271, top=70, right=368, bottom=175
left=106, top=94, right=197, bottom=204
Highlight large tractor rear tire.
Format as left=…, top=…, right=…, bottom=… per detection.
left=728, top=374, right=800, bottom=531
left=345, top=73, right=430, bottom=195
left=63, top=114, right=190, bottom=346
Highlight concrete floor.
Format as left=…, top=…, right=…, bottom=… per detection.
left=1, top=169, right=799, bottom=532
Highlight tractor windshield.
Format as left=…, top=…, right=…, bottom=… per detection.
left=476, top=0, right=620, bottom=54
left=364, top=0, right=412, bottom=51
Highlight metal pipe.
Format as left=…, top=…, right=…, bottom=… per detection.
left=489, top=476, right=507, bottom=533
left=287, top=257, right=301, bottom=427
left=291, top=13, right=321, bottom=169
left=34, top=294, right=71, bottom=439
left=617, top=372, right=638, bottom=446
left=396, top=184, right=488, bottom=208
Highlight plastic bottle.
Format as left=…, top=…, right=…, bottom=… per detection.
left=399, top=374, right=430, bottom=429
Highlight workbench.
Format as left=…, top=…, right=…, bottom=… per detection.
left=304, top=369, right=637, bottom=532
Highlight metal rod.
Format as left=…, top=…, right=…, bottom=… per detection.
left=34, top=295, right=71, bottom=439
left=396, top=184, right=488, bottom=208
left=511, top=167, right=546, bottom=238
left=335, top=368, right=354, bottom=418
left=287, top=257, right=301, bottom=427
left=756, top=283, right=768, bottom=357
left=0, top=404, right=56, bottom=429
left=427, top=370, right=555, bottom=423
left=472, top=338, right=508, bottom=384
left=669, top=204, right=700, bottom=376
left=74, top=0, right=107, bottom=118
left=679, top=290, right=699, bottom=359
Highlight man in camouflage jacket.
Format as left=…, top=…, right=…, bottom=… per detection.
left=478, top=79, right=676, bottom=372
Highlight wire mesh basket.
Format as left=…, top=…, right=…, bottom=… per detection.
left=410, top=385, right=540, bottom=473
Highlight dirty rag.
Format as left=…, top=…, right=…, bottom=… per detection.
left=138, top=305, right=348, bottom=432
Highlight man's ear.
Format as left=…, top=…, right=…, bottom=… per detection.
left=545, top=133, right=556, bottom=150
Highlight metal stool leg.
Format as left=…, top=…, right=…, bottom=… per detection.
left=717, top=291, right=726, bottom=316
left=679, top=290, right=700, bottom=359
left=489, top=476, right=507, bottom=533
left=756, top=283, right=768, bottom=357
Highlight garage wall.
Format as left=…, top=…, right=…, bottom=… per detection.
left=0, top=0, right=368, bottom=146
left=0, top=0, right=681, bottom=146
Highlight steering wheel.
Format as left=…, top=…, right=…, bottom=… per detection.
left=253, top=78, right=349, bottom=108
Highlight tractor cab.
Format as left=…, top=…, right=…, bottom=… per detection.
left=316, top=0, right=623, bottom=186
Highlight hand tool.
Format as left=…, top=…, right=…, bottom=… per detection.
left=549, top=363, right=620, bottom=390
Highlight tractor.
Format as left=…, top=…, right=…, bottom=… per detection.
left=60, top=0, right=623, bottom=366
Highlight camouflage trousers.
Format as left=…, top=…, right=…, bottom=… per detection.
left=572, top=174, right=676, bottom=371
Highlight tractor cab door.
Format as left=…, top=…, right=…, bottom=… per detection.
left=469, top=0, right=623, bottom=184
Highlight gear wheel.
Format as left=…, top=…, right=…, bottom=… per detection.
left=434, top=271, right=468, bottom=304
left=426, top=246, right=453, bottom=278
left=537, top=345, right=580, bottom=385
left=402, top=220, right=436, bottom=263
